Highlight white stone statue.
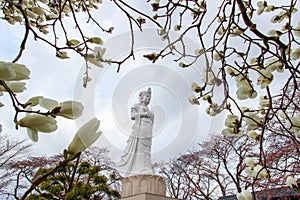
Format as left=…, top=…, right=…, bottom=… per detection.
left=117, top=88, right=154, bottom=176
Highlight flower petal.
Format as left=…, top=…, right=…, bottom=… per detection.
left=0, top=61, right=16, bottom=81
left=67, top=134, right=85, bottom=154
left=8, top=62, right=30, bottom=81
left=56, top=100, right=84, bottom=119
left=67, top=118, right=101, bottom=154
left=26, top=96, right=44, bottom=107
left=19, top=114, right=57, bottom=133
left=27, top=128, right=39, bottom=142
left=39, top=98, right=58, bottom=110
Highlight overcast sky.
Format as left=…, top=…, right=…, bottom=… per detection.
left=0, top=1, right=223, bottom=162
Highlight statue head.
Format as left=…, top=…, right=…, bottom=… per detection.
left=139, top=88, right=151, bottom=105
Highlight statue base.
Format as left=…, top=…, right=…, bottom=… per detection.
left=121, top=174, right=166, bottom=197
left=120, top=174, right=181, bottom=200
left=121, top=193, right=180, bottom=200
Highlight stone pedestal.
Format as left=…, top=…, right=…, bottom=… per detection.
left=121, top=175, right=166, bottom=198
left=121, top=193, right=179, bottom=200
left=120, top=174, right=181, bottom=199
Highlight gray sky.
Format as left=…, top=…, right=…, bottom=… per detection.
left=0, top=1, right=222, bottom=162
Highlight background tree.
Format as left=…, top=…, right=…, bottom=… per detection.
left=0, top=131, right=31, bottom=199
left=156, top=133, right=299, bottom=199
left=7, top=146, right=121, bottom=200
left=155, top=135, right=240, bottom=199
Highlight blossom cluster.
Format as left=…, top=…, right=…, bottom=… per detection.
left=18, top=97, right=84, bottom=142
left=0, top=61, right=100, bottom=154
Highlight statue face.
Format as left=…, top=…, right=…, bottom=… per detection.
left=140, top=93, right=151, bottom=105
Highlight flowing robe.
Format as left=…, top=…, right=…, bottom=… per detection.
left=117, top=103, right=154, bottom=176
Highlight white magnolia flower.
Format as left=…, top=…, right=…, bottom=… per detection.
left=221, top=128, right=234, bottom=136
left=286, top=176, right=299, bottom=191
left=37, top=98, right=84, bottom=119
left=291, top=48, right=300, bottom=60
left=25, top=8, right=38, bottom=19
left=158, top=28, right=166, bottom=36
left=18, top=114, right=58, bottom=142
left=158, top=28, right=168, bottom=40
left=244, top=167, right=253, bottom=176
left=31, top=6, right=45, bottom=16
left=243, top=111, right=262, bottom=130
left=56, top=51, right=69, bottom=59
left=235, top=74, right=250, bottom=88
left=18, top=114, right=57, bottom=132
left=202, top=71, right=216, bottom=85
left=86, top=47, right=106, bottom=67
left=250, top=91, right=257, bottom=99
left=257, top=2, right=265, bottom=14
left=278, top=111, right=288, bottom=119
left=217, top=25, right=225, bottom=36
left=247, top=130, right=260, bottom=140
left=259, top=96, right=269, bottom=108
left=83, top=75, right=92, bottom=83
left=67, top=39, right=80, bottom=46
left=55, top=101, right=84, bottom=119
left=191, top=82, right=202, bottom=93
left=236, top=86, right=253, bottom=100
left=213, top=52, right=222, bottom=61
left=252, top=165, right=269, bottom=178
left=174, top=24, right=181, bottom=31
left=0, top=61, right=15, bottom=81
left=88, top=37, right=103, bottom=45
left=39, top=98, right=59, bottom=110
left=0, top=81, right=26, bottom=93
left=257, top=69, right=273, bottom=89
left=226, top=67, right=237, bottom=76
left=267, top=29, right=282, bottom=37
left=271, top=11, right=288, bottom=23
left=245, top=157, right=255, bottom=168
left=293, top=22, right=300, bottom=37
left=250, top=57, right=258, bottom=64
left=188, top=95, right=200, bottom=105
left=206, top=103, right=222, bottom=117
left=291, top=114, right=300, bottom=129
left=286, top=113, right=300, bottom=136
left=0, top=61, right=30, bottom=81
left=236, top=190, right=252, bottom=200
left=194, top=49, right=204, bottom=56
left=265, top=5, right=275, bottom=12
left=67, top=118, right=102, bottom=154
left=25, top=96, right=44, bottom=107
left=225, top=115, right=239, bottom=128
left=202, top=94, right=211, bottom=101
left=234, top=74, right=257, bottom=100
left=179, top=62, right=187, bottom=68
left=221, top=127, right=242, bottom=136
left=230, top=25, right=244, bottom=36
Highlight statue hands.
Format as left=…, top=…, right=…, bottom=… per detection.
left=145, top=111, right=154, bottom=122
left=131, top=110, right=154, bottom=121
left=137, top=111, right=154, bottom=121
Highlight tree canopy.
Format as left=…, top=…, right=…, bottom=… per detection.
left=0, top=0, right=299, bottom=199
